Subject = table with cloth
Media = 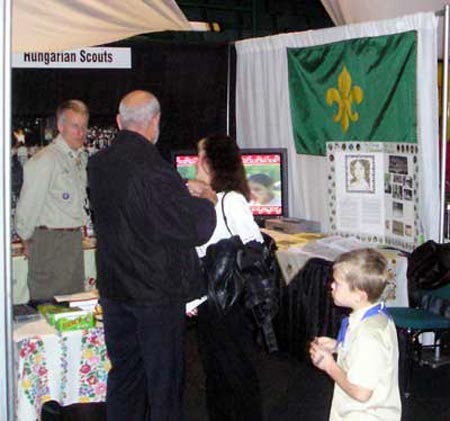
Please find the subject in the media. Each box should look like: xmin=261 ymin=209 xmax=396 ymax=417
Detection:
xmin=14 ymin=319 xmax=110 ymax=420
xmin=261 ymin=229 xmax=409 ymax=360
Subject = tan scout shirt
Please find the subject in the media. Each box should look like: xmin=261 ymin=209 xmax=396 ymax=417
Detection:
xmin=15 ymin=134 xmax=88 ymax=240
xmin=330 ymin=304 xmax=402 ymax=421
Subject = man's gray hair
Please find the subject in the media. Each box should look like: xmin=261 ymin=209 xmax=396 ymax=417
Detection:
xmin=56 ymin=100 xmax=89 ymax=125
xmin=119 ymin=94 xmax=160 ymax=130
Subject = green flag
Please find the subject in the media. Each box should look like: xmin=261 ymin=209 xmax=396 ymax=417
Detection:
xmin=287 ymin=31 xmax=417 ymax=156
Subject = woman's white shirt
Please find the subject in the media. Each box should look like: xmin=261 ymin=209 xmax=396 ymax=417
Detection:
xmin=196 ymin=191 xmax=263 ymax=258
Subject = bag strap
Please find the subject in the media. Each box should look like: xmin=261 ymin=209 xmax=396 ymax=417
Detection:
xmin=221 ymin=191 xmax=233 ymax=237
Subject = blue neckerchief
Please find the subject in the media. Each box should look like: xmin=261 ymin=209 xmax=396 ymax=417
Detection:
xmin=337 ymin=303 xmax=390 ymax=347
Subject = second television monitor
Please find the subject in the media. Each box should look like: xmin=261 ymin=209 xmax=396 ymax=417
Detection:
xmin=173 ymin=148 xmax=289 ymax=219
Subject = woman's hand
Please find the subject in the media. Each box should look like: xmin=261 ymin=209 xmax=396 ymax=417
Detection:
xmin=186 ymin=179 xmax=217 ymax=205
xmin=186 ymin=179 xmax=207 ymax=196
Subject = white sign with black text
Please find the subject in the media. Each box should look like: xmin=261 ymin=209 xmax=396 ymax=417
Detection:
xmin=12 ymin=47 xmax=132 ymax=69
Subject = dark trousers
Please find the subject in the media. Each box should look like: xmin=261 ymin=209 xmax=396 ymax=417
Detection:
xmin=101 ymin=298 xmax=186 ymax=421
xmin=196 ymin=299 xmax=263 ymax=421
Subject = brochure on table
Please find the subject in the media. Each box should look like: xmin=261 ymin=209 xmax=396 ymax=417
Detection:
xmin=327 ymin=141 xmax=421 ymax=251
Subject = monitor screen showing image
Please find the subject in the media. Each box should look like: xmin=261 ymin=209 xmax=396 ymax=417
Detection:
xmin=174 ymin=154 xmax=198 ymax=180
xmin=173 ymin=148 xmax=289 ymax=219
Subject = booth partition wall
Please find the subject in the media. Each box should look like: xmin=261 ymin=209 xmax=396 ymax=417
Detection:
xmin=12 ymin=40 xmax=233 ymax=159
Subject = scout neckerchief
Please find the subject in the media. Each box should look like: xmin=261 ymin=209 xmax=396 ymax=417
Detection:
xmin=337 ymin=302 xmax=390 ymax=348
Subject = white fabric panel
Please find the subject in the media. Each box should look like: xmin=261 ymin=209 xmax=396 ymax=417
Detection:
xmin=236 ymin=13 xmax=439 ymax=240
xmin=12 ymin=0 xmax=190 ymax=53
xmin=320 ymin=0 xmax=447 ymax=58
xmin=321 ymin=0 xmax=446 ymax=25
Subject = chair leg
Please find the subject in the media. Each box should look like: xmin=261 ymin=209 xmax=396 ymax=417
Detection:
xmin=434 ymin=334 xmax=441 ymax=363
xmin=397 ymin=328 xmax=413 ymax=398
xmin=428 ymin=332 xmax=448 ymax=368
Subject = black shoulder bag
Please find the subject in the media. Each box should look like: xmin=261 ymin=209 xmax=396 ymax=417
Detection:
xmin=220 ymin=192 xmax=280 ymax=352
xmin=201 ymin=192 xmax=247 ymax=315
xmin=202 ymin=233 xmax=245 ymax=315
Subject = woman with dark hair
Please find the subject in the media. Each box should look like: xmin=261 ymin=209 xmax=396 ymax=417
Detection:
xmin=187 ymin=134 xmax=264 ymax=421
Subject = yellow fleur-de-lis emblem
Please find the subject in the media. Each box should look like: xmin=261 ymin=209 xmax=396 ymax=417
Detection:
xmin=326 ymin=66 xmax=363 ymax=133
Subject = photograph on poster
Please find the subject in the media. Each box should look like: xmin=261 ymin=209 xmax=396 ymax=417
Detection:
xmin=384 ymin=173 xmax=392 ymax=194
xmin=385 ymin=183 xmax=392 ymax=194
xmin=345 ymin=155 xmax=375 ymax=193
xmin=405 ymin=225 xmax=413 ymax=237
xmin=393 ymin=202 xmax=403 ymax=218
xmin=405 ymin=176 xmax=413 ymax=189
xmin=392 ymin=220 xmax=404 ymax=236
xmin=393 ymin=174 xmax=404 ymax=184
xmin=404 ymin=189 xmax=413 ymax=201
xmin=392 ymin=184 xmax=403 ymax=200
xmin=388 ymin=155 xmax=408 ymax=174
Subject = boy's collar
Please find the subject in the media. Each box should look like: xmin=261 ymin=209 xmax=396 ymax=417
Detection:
xmin=350 ymin=302 xmax=381 ymax=321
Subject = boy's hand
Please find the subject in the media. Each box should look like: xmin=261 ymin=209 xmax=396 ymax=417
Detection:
xmin=309 ymin=340 xmax=334 ymax=371
xmin=314 ymin=336 xmax=337 ymax=353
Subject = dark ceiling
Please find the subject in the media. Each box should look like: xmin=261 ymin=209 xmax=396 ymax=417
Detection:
xmin=137 ymin=0 xmax=334 ymax=43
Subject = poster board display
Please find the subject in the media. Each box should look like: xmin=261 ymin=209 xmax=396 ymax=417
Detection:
xmin=327 ymin=142 xmax=421 ymax=251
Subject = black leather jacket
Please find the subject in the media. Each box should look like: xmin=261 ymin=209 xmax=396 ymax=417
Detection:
xmin=88 ymin=130 xmax=216 ymax=304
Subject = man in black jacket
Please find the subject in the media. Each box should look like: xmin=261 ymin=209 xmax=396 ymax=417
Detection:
xmin=88 ymin=90 xmax=216 ymax=421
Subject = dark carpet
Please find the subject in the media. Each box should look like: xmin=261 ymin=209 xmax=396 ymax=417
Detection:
xmin=43 ymin=323 xmax=450 ymax=421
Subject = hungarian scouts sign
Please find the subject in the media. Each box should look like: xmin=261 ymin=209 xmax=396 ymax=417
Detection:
xmin=12 ymin=47 xmax=131 ymax=69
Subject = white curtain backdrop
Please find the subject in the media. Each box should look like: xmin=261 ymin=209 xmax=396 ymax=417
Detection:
xmin=235 ymin=12 xmax=439 ymax=241
xmin=320 ymin=0 xmax=448 ymax=58
xmin=12 ymin=0 xmax=190 ymax=52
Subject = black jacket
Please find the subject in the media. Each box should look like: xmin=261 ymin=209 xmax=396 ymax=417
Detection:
xmin=87 ymin=130 xmax=216 ymax=303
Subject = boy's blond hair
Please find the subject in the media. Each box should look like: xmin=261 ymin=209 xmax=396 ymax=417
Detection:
xmin=333 ymin=248 xmax=391 ymax=303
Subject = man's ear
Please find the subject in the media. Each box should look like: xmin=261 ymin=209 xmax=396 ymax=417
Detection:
xmin=153 ymin=112 xmax=160 ymax=129
xmin=116 ymin=114 xmax=122 ymax=130
xmin=56 ymin=118 xmax=63 ymax=134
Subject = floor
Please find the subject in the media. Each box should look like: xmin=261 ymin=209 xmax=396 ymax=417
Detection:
xmin=42 ymin=323 xmax=450 ymax=421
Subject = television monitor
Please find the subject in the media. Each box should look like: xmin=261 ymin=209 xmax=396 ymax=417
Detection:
xmin=172 ymin=147 xmax=289 ymax=220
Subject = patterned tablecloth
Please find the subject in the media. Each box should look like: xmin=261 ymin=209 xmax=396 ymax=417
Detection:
xmin=14 ymin=319 xmax=110 ymax=421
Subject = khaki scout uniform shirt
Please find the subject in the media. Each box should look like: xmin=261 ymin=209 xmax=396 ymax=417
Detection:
xmin=330 ymin=303 xmax=401 ymax=421
xmin=15 ymin=134 xmax=88 ymax=240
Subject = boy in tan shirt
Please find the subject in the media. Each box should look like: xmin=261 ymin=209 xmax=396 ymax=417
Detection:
xmin=310 ymin=248 xmax=401 ymax=420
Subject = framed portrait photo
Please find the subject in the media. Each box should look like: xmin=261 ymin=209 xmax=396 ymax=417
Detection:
xmin=345 ymin=155 xmax=375 ymax=193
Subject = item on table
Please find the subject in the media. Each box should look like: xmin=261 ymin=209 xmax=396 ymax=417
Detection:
xmin=93 ymin=303 xmax=103 ymax=322
xmin=37 ymin=303 xmax=95 ymax=331
xmin=11 ymin=242 xmax=24 ymax=256
xmin=54 ymin=290 xmax=99 ymax=311
xmin=13 ymin=304 xmax=42 ymax=322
